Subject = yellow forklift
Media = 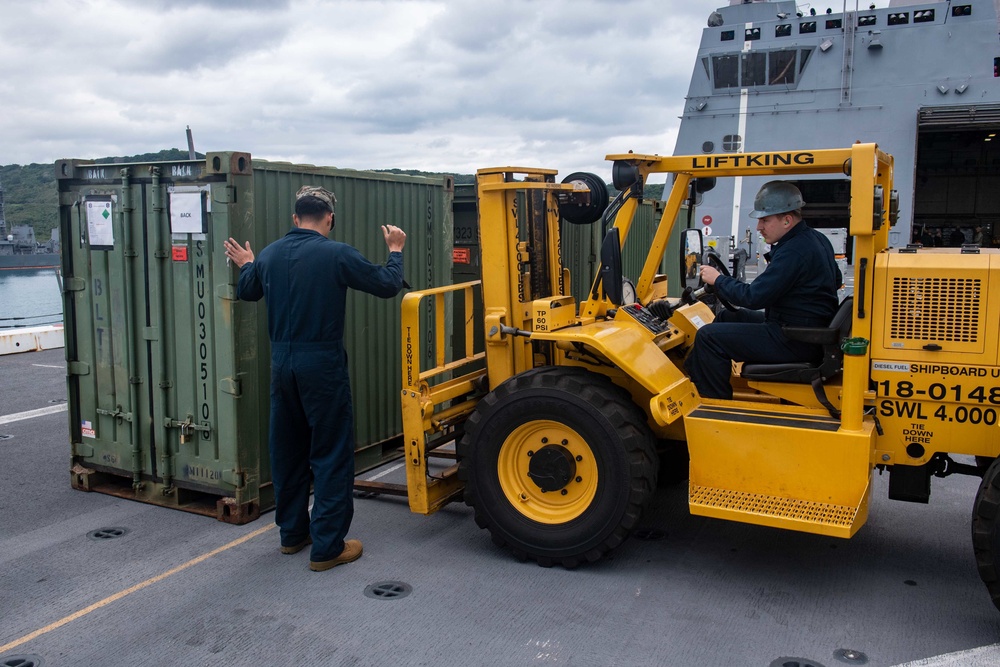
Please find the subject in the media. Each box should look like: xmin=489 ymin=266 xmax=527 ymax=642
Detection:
xmin=386 ymin=143 xmax=1000 ymax=610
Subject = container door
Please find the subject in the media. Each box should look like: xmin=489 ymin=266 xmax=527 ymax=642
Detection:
xmin=145 ymin=178 xmax=225 ymax=493
xmin=62 ymin=173 xmax=154 ymax=484
xmin=144 ymin=167 xmax=265 ymax=518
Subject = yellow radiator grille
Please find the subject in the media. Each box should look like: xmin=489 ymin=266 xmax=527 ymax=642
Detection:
xmin=689 ymin=484 xmax=857 ymax=528
xmin=889 ymin=276 xmax=981 ymax=343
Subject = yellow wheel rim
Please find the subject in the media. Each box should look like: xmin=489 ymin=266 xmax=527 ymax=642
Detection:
xmin=497 ymin=419 xmax=598 ymax=525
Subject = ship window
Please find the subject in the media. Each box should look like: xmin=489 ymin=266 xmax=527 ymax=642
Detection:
xmin=741 ymin=52 xmax=766 ymax=86
xmin=952 ymin=5 xmax=971 ymax=17
xmin=914 ymin=9 xmax=935 ymax=22
xmin=721 ymin=29 xmax=735 ymax=41
xmin=712 ymin=54 xmax=739 ymax=88
xmin=775 ymin=24 xmax=792 ymax=37
xmin=887 ymin=12 xmax=909 ymax=25
xmin=800 ymin=21 xmax=817 ymax=34
xmin=826 ymin=18 xmax=842 ymax=29
xmin=745 ymin=27 xmax=761 ymax=41
xmin=858 ymin=15 xmax=877 ymax=27
xmin=723 ymin=135 xmax=742 ymax=152
xmin=711 ymin=49 xmax=815 ymax=90
xmin=769 ymin=50 xmax=796 ymax=85
xmin=799 ymin=48 xmax=813 ymax=73
xmin=702 ymin=141 xmax=715 ymax=153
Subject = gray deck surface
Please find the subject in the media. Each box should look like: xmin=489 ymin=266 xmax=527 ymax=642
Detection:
xmin=2 ymin=348 xmax=999 ymax=667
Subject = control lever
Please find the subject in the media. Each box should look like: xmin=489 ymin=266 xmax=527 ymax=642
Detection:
xmin=647 ymin=287 xmax=700 ymax=320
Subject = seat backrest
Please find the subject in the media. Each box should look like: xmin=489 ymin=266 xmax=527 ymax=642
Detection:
xmin=830 ymin=297 xmax=854 ymax=337
xmin=817 ymin=297 xmax=854 ymax=379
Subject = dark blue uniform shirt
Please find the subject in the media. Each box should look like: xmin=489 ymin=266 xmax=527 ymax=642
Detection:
xmin=713 ymin=221 xmax=842 ymax=327
xmin=236 ymin=227 xmax=404 ymax=345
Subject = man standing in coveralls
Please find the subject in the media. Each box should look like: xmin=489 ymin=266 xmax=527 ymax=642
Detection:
xmin=223 ymin=186 xmax=406 ymax=571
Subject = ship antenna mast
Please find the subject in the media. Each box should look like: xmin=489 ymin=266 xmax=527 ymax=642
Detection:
xmin=840 ymin=0 xmax=857 ymax=106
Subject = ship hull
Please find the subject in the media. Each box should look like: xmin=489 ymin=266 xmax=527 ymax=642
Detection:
xmin=0 ymin=253 xmax=61 ymax=271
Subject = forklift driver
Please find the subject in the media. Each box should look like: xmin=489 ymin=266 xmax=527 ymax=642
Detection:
xmin=685 ymin=181 xmax=842 ymax=400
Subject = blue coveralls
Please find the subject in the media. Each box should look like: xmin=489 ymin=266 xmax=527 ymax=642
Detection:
xmin=685 ymin=222 xmax=841 ymax=400
xmin=236 ymin=227 xmax=404 ymax=561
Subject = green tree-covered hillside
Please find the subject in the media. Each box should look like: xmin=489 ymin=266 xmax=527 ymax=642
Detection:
xmin=2 ymin=154 xmax=665 ymax=243
xmin=1 ymin=149 xmax=198 ymax=242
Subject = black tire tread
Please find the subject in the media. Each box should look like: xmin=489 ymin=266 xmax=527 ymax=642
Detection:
xmin=457 ymin=366 xmax=657 ymax=568
xmin=972 ymin=457 xmax=1000 ymax=610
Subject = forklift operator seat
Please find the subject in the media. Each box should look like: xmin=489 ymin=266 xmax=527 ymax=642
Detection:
xmin=740 ymin=297 xmax=854 ymax=417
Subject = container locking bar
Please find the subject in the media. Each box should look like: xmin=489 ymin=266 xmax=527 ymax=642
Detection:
xmin=97 ymin=406 xmax=133 ymax=422
xmin=164 ymin=416 xmax=212 ymax=443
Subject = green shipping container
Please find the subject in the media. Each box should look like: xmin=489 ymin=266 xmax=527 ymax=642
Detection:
xmin=57 ymin=153 xmax=453 ymax=523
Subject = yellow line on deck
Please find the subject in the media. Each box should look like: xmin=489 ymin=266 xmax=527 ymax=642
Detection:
xmin=0 ymin=522 xmax=276 ymax=654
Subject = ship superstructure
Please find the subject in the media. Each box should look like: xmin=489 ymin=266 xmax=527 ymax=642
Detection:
xmin=0 ymin=177 xmax=60 ymax=270
xmin=674 ymin=0 xmax=1000 ymax=261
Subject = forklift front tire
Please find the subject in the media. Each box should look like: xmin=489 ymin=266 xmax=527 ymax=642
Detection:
xmin=458 ymin=366 xmax=658 ymax=568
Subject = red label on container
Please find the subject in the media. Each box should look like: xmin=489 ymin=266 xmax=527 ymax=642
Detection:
xmin=172 ymin=246 xmax=189 ymax=262
xmin=453 ymin=247 xmax=471 ymax=264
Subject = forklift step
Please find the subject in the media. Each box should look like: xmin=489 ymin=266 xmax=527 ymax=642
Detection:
xmin=684 ymin=401 xmax=874 ymax=538
xmin=689 ymin=484 xmax=864 ymax=536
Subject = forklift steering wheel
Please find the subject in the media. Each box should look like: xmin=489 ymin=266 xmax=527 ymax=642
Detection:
xmin=702 ymin=251 xmax=737 ymax=312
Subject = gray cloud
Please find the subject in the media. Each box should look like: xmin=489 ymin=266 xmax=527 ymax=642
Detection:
xmin=0 ymin=0 xmax=891 ymax=177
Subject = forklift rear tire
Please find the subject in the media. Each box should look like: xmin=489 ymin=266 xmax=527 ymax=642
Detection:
xmin=972 ymin=456 xmax=1000 ymax=611
xmin=458 ymin=366 xmax=658 ymax=568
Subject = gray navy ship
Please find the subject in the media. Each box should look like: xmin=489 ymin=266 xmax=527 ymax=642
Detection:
xmin=0 ymin=179 xmax=59 ymax=271
xmin=674 ymin=0 xmax=1000 ymax=261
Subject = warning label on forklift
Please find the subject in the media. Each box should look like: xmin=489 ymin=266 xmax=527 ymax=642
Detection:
xmin=872 ymin=360 xmax=1000 ymax=377
xmin=872 ymin=359 xmax=1000 ymax=428
xmin=872 ymin=361 xmax=910 ymax=372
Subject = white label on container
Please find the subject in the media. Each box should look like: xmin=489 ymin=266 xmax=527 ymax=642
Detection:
xmin=86 ymin=200 xmax=114 ymax=249
xmin=169 ymin=191 xmax=204 ymax=234
xmin=81 ymin=419 xmax=96 ymax=438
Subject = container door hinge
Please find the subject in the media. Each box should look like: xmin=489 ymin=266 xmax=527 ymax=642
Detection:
xmin=153 ymin=249 xmax=169 ymax=259
xmin=143 ymin=327 xmax=159 ymax=341
xmin=159 ymin=380 xmax=173 ymax=389
xmin=73 ymin=442 xmax=95 ymax=458
xmin=68 ymin=361 xmax=91 ymax=375
xmin=223 ymin=469 xmax=246 ymax=489
xmin=216 ymin=284 xmax=237 ymax=301
xmin=214 ymin=186 xmax=235 ymax=204
xmin=64 ymin=277 xmax=86 ymax=292
xmin=219 ymin=377 xmax=242 ymax=397
xmin=129 ymin=376 xmax=143 ymax=385
xmin=125 ymin=249 xmax=139 ymax=258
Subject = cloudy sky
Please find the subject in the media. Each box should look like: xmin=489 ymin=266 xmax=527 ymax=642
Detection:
xmin=0 ymin=0 xmax=887 ymax=179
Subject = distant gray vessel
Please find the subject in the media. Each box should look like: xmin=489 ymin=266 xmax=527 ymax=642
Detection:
xmin=674 ymin=0 xmax=1000 ymax=261
xmin=0 ymin=179 xmax=59 ymax=271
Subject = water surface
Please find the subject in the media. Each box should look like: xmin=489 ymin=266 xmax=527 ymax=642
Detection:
xmin=0 ymin=269 xmax=64 ymax=329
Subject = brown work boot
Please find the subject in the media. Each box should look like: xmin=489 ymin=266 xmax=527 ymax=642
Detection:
xmin=309 ymin=539 xmax=363 ymax=571
xmin=279 ymin=537 xmax=312 ymax=555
